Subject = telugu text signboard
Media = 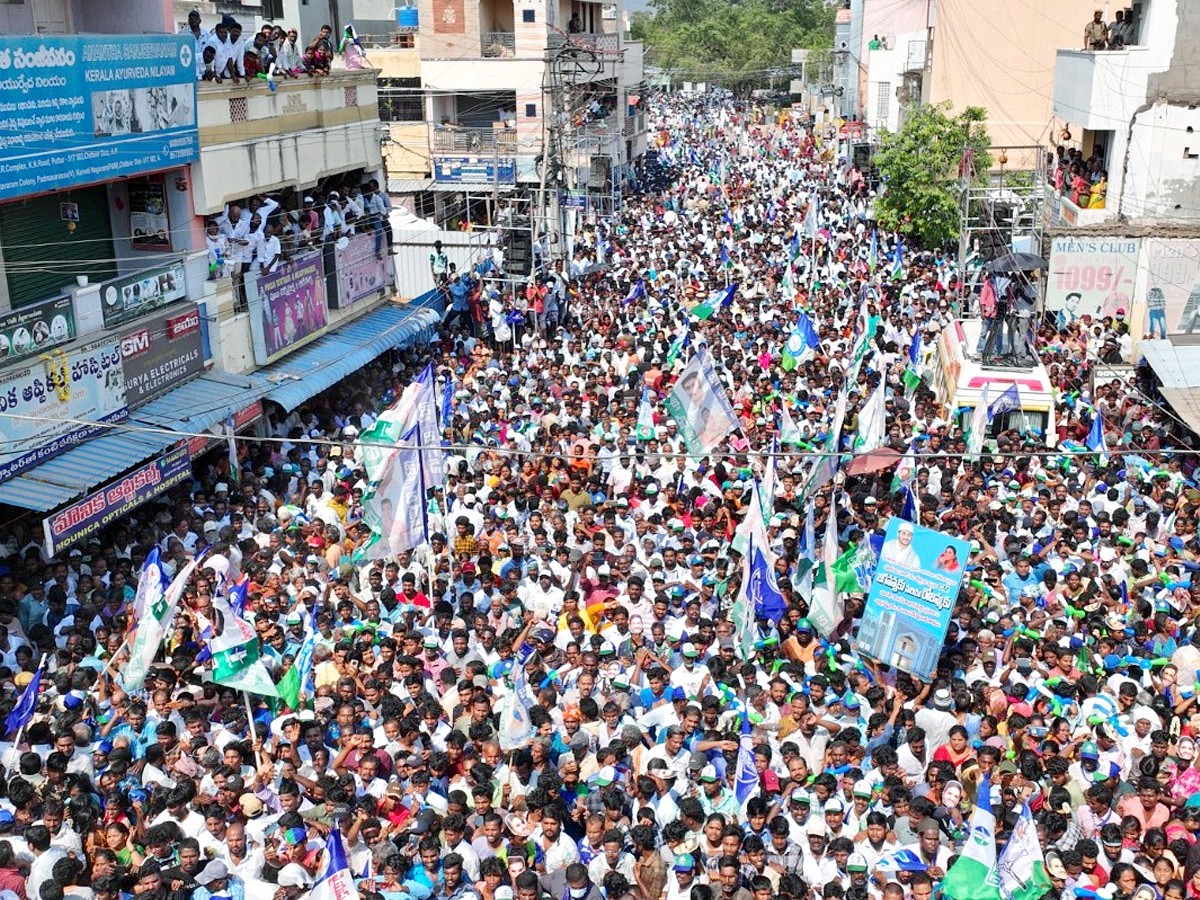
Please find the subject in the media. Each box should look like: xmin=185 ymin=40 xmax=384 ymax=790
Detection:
xmin=0 ymin=36 xmax=199 ymax=201
xmin=0 ymin=339 xmax=128 ymax=482
xmin=43 ymin=445 xmax=192 ymax=554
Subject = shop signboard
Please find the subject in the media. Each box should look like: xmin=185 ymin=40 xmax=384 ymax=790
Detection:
xmin=100 ymin=259 xmax=188 ymax=329
xmin=0 ymin=338 xmax=128 ymax=482
xmin=249 ymin=250 xmax=329 ymax=363
xmin=1144 ymin=239 xmax=1200 ymax=337
xmin=433 ymin=157 xmax=516 ymax=184
xmin=43 ymin=445 xmax=192 ymax=555
xmin=0 ymin=35 xmax=199 ymax=201
xmin=0 ymin=295 xmax=75 ymax=366
xmin=1044 ymin=236 xmax=1140 ymax=322
xmin=120 ymin=302 xmax=204 ymax=406
xmin=333 ymin=232 xmax=394 ymax=309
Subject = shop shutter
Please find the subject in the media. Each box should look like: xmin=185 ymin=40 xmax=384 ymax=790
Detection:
xmin=0 ymin=186 xmax=117 ymax=308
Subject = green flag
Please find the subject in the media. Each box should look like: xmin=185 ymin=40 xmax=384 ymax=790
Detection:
xmin=277 ymin=664 xmax=301 ymax=711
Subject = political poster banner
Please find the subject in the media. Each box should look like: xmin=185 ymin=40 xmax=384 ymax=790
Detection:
xmin=0 ymin=339 xmax=128 ymax=482
xmin=855 ymin=517 xmax=969 ymax=679
xmin=43 ymin=445 xmax=191 ymax=555
xmin=249 ymin=251 xmax=329 ymax=364
xmin=128 ymin=179 xmax=172 ymax=250
xmin=0 ymin=35 xmax=198 ymax=201
xmin=665 ymin=347 xmax=739 ymax=455
xmin=333 ymin=232 xmax=393 ymax=309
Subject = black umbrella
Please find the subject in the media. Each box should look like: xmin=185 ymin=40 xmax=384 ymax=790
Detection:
xmin=982 ymin=252 xmax=1047 ymax=274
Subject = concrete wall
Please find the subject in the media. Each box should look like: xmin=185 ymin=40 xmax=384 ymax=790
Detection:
xmin=929 ymin=0 xmax=1098 ymax=149
xmin=1147 ymin=0 xmax=1196 ymax=100
xmin=190 ymin=72 xmax=383 ymax=214
xmin=1123 ymin=102 xmax=1200 ymax=222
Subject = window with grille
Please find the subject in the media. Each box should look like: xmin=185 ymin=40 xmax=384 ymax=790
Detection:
xmin=344 ymin=86 xmax=358 ymax=107
xmin=876 ymin=82 xmax=890 ymax=121
xmin=230 ymin=96 xmax=248 ymax=123
xmin=378 ymin=77 xmax=424 ymax=122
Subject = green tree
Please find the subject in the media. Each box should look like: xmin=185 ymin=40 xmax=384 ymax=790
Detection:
xmin=633 ymin=0 xmax=834 ymax=90
xmin=873 ymin=102 xmax=992 ymax=249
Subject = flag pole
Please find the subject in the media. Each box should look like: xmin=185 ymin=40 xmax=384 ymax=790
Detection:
xmin=243 ymin=690 xmax=264 ymax=768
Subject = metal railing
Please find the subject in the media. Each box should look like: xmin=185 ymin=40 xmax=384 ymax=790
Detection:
xmin=430 ymin=124 xmax=519 ymax=153
xmin=549 ymin=31 xmax=619 ymax=53
xmin=481 ymin=31 xmax=516 ymax=57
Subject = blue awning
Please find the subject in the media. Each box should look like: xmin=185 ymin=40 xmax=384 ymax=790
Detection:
xmin=0 ymin=371 xmax=273 ymax=513
xmin=261 ymin=302 xmax=441 ymax=412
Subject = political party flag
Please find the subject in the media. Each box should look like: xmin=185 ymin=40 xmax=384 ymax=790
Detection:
xmin=899 ymin=485 xmax=919 ymax=523
xmin=440 ymin=376 xmax=455 ymax=429
xmin=734 ymin=712 xmax=758 ymax=804
xmin=808 ymin=492 xmax=844 ymax=636
xmin=665 ymin=319 xmax=691 ymax=368
xmin=227 ymin=573 xmax=249 ymax=620
xmin=718 ymin=244 xmax=731 ymax=268
xmin=364 ymin=424 xmax=427 ymax=560
xmin=804 ymin=195 xmax=819 ymax=238
xmin=665 ymin=347 xmax=740 ymax=456
xmin=225 ymin=414 xmax=240 ymax=487
xmin=692 ymin=283 xmax=737 ymax=320
xmin=890 ymin=236 xmax=904 ymax=279
xmin=908 ymin=328 xmax=922 ymax=367
xmin=878 ymin=849 xmax=930 ymax=872
xmin=779 ymin=402 xmax=803 ymax=445
xmin=636 ymin=387 xmax=656 ymax=440
xmin=941 ymin=775 xmax=1002 ymax=900
xmin=4 ymin=656 xmax=43 ymax=736
xmin=760 ymin=438 xmax=778 ymax=520
xmin=781 ymin=312 xmax=821 ymax=371
xmin=1087 ymin=409 xmax=1106 ymax=453
xmin=311 ymin=826 xmax=356 ymax=900
xmin=738 ymin=484 xmax=786 ymax=623
xmin=853 ymin=383 xmax=887 ymax=454
xmin=891 ymin=439 xmax=918 ymax=492
xmin=967 ymin=384 xmax=991 ymax=459
xmin=276 ymin=663 xmax=301 ymax=711
xmin=123 ymin=553 xmax=200 ymax=693
xmin=498 ymin=662 xmax=535 ymax=750
xmin=210 ymin=592 xmax=280 ymax=698
xmin=998 ymin=802 xmax=1052 ymax=900
xmin=131 ymin=547 xmax=167 ymax=622
xmin=622 ymin=279 xmax=645 ymax=306
xmin=868 ymin=229 xmax=878 ymax=275
xmin=797 ymin=499 xmax=816 ymax=598
xmin=988 ymin=384 xmax=1021 ymax=423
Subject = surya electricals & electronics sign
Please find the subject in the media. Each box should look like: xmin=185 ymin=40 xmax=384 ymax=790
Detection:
xmin=0 ymin=35 xmax=199 ymax=200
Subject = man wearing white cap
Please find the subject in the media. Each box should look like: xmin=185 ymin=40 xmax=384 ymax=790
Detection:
xmin=880 ymin=521 xmax=921 ymax=569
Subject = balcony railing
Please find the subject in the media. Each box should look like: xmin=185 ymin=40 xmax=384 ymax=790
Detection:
xmin=430 ymin=124 xmax=519 ymax=154
xmin=549 ymin=31 xmax=619 ymax=54
xmin=481 ymin=31 xmax=516 ymax=57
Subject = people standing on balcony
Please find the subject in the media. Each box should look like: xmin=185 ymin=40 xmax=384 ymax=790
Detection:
xmin=365 ymin=180 xmax=392 ymax=261
xmin=1107 ymin=10 xmax=1128 ymax=48
xmin=430 ymin=241 xmax=449 ymax=288
xmin=182 ymin=10 xmax=215 ymax=79
xmin=277 ymin=29 xmax=305 ymax=76
xmin=1084 ymin=10 xmax=1108 ymax=50
xmin=221 ymin=17 xmax=248 ymax=82
xmin=568 ymin=13 xmax=583 ymax=34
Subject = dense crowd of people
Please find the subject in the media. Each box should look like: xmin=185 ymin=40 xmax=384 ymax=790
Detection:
xmin=0 ymin=94 xmax=1198 ymax=900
